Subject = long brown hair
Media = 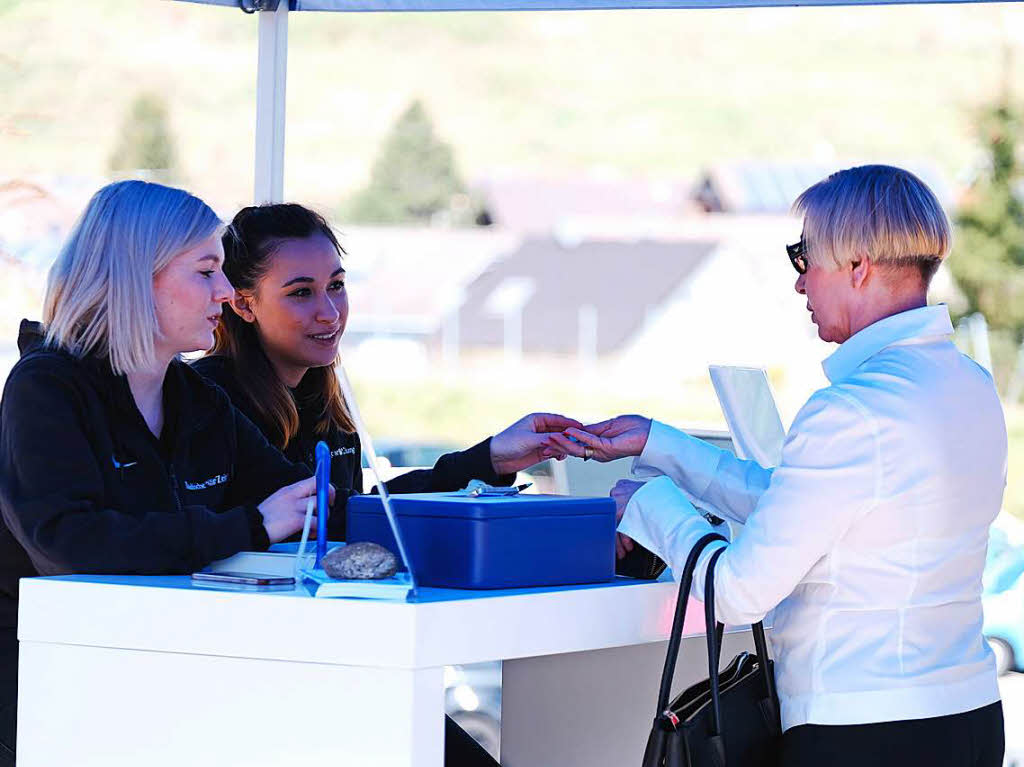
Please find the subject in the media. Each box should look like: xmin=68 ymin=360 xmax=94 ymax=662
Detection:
xmin=211 ymin=204 xmax=354 ymax=449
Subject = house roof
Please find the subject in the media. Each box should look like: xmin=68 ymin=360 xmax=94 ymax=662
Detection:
xmin=455 ymin=235 xmax=716 ymax=355
xmin=694 ymin=160 xmax=955 ymax=214
xmin=341 ymin=226 xmax=522 ymax=334
xmin=0 ymin=175 xmax=101 ymax=269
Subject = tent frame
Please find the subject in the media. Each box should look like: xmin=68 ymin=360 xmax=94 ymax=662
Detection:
xmin=254 ymin=3 xmax=289 ymax=203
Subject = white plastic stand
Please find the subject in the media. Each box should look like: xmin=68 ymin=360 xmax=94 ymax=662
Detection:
xmin=17 ymin=574 xmax=752 ymax=766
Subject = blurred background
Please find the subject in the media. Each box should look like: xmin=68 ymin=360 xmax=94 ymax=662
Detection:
xmin=4 ymin=1 xmax=1023 ymax=458
xmin=4 ymin=0 xmax=1024 ymax=759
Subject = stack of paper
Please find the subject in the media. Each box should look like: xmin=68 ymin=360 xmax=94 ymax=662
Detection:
xmin=299 ymin=569 xmax=413 ymax=600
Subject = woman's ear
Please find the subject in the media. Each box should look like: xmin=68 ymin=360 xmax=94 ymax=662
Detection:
xmin=850 ymin=254 xmax=872 ymax=289
xmin=227 ymin=291 xmax=257 ymax=323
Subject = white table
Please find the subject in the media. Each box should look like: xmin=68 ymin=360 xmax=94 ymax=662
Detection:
xmin=17 ymin=560 xmax=754 ymax=767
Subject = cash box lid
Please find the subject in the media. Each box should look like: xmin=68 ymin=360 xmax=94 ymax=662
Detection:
xmin=347 ymin=492 xmax=614 ymax=520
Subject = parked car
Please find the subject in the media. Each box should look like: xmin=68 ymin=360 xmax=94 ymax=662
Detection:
xmin=361 ymin=440 xmax=461 ymax=471
xmin=983 ymin=519 xmax=1024 ymax=675
xmin=444 ymin=662 xmax=502 ymax=760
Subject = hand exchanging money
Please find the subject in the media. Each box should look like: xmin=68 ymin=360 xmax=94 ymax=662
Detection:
xmin=544 ymin=414 xmax=652 ymax=463
xmin=489 ymin=412 xmax=584 ymax=475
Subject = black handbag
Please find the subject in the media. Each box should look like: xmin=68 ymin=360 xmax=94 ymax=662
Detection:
xmin=616 ymin=513 xmax=723 ymax=581
xmin=616 ymin=541 xmax=668 ymax=580
xmin=642 ymin=533 xmax=781 ymax=767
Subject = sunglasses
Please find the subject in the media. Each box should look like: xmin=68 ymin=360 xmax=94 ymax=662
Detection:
xmin=786 ymin=238 xmax=808 ymax=275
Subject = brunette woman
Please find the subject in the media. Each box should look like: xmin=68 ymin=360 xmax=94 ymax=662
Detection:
xmin=193 ymin=203 xmax=574 ymax=541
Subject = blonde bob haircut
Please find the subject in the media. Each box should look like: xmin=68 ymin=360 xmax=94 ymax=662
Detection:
xmin=792 ymin=165 xmax=950 ymax=284
xmin=43 ymin=180 xmax=221 ymax=375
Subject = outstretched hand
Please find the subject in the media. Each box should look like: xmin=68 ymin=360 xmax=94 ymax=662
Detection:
xmin=490 ymin=412 xmax=585 ymax=475
xmin=544 ymin=414 xmax=652 ymax=463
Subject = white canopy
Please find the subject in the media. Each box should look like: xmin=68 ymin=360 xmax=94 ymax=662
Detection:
xmin=179 ymin=0 xmax=1004 ymax=9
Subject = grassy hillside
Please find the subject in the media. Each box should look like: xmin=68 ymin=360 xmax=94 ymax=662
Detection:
xmin=1 ymin=0 xmax=1021 ymax=212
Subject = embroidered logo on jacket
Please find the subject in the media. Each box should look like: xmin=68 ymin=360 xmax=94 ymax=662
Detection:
xmin=184 ymin=474 xmax=229 ymax=491
xmin=112 ymin=455 xmax=137 ymax=470
xmin=331 ymin=447 xmax=356 ymax=458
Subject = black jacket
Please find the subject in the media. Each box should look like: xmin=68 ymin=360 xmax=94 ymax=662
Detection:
xmin=0 ymin=322 xmax=310 ymax=630
xmin=190 ymin=355 xmax=511 ymax=540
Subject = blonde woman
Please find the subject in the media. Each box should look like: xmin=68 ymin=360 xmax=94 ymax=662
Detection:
xmin=554 ymin=166 xmax=1006 ymax=766
xmin=0 ymin=181 xmax=320 ymax=764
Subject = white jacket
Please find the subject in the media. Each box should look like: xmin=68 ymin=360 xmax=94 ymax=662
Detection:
xmin=619 ymin=305 xmax=1006 ymax=730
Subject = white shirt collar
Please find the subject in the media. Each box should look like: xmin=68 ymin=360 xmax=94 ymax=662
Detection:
xmin=822 ymin=304 xmax=954 ymax=384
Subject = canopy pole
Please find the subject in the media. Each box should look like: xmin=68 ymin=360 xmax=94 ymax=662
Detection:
xmin=254 ymin=2 xmax=289 ymax=204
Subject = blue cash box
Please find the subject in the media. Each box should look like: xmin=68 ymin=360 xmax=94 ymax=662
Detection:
xmin=346 ymin=493 xmax=617 ymax=589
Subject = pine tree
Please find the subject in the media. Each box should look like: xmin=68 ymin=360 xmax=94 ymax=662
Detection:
xmin=951 ymin=100 xmax=1024 ymax=338
xmin=108 ymin=93 xmax=178 ymax=176
xmin=949 ymin=98 xmax=1024 ymax=391
xmin=949 ymin=43 xmax=1024 ymax=340
xmin=346 ymin=100 xmax=468 ymax=224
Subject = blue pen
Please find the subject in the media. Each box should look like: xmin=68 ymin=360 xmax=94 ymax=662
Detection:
xmin=314 ymin=441 xmax=331 ymax=568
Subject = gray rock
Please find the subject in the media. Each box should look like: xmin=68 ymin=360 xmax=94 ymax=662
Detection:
xmin=323 ymin=542 xmax=399 ymax=580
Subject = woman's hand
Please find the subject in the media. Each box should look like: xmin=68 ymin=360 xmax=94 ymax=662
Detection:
xmin=490 ymin=412 xmax=585 ymax=475
xmin=545 ymin=414 xmax=653 ymax=463
xmin=611 ymin=479 xmax=644 ymax=559
xmin=258 ymin=477 xmax=335 ymax=543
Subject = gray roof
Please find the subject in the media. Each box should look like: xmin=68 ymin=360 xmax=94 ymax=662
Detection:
xmin=694 ymin=160 xmax=954 ymax=214
xmin=694 ymin=162 xmax=837 ymax=214
xmin=453 ymin=236 xmax=715 ymax=356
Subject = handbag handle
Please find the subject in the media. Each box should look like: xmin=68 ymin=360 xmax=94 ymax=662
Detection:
xmin=704 ymin=547 xmax=728 ymax=742
xmin=653 ymin=532 xmax=728 ymax=718
xmin=703 ymin=547 xmax=780 ymax=746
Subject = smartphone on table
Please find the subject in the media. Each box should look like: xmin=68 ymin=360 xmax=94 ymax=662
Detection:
xmin=191 ymin=571 xmax=295 ymax=587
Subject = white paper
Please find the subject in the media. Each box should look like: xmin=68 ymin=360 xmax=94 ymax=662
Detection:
xmin=708 ymin=365 xmax=786 ymax=468
xmin=300 ymin=569 xmax=414 ymax=600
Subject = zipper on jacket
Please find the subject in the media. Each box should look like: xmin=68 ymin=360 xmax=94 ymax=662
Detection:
xmin=168 ymin=464 xmax=183 ymax=512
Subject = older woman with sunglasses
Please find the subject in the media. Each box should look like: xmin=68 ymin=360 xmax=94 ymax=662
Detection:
xmin=551 ymin=165 xmax=1006 ymax=767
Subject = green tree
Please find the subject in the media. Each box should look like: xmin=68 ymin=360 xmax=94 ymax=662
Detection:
xmin=950 ymin=100 xmax=1024 ymax=339
xmin=346 ymin=100 xmax=470 ymax=225
xmin=108 ymin=93 xmax=178 ymax=177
